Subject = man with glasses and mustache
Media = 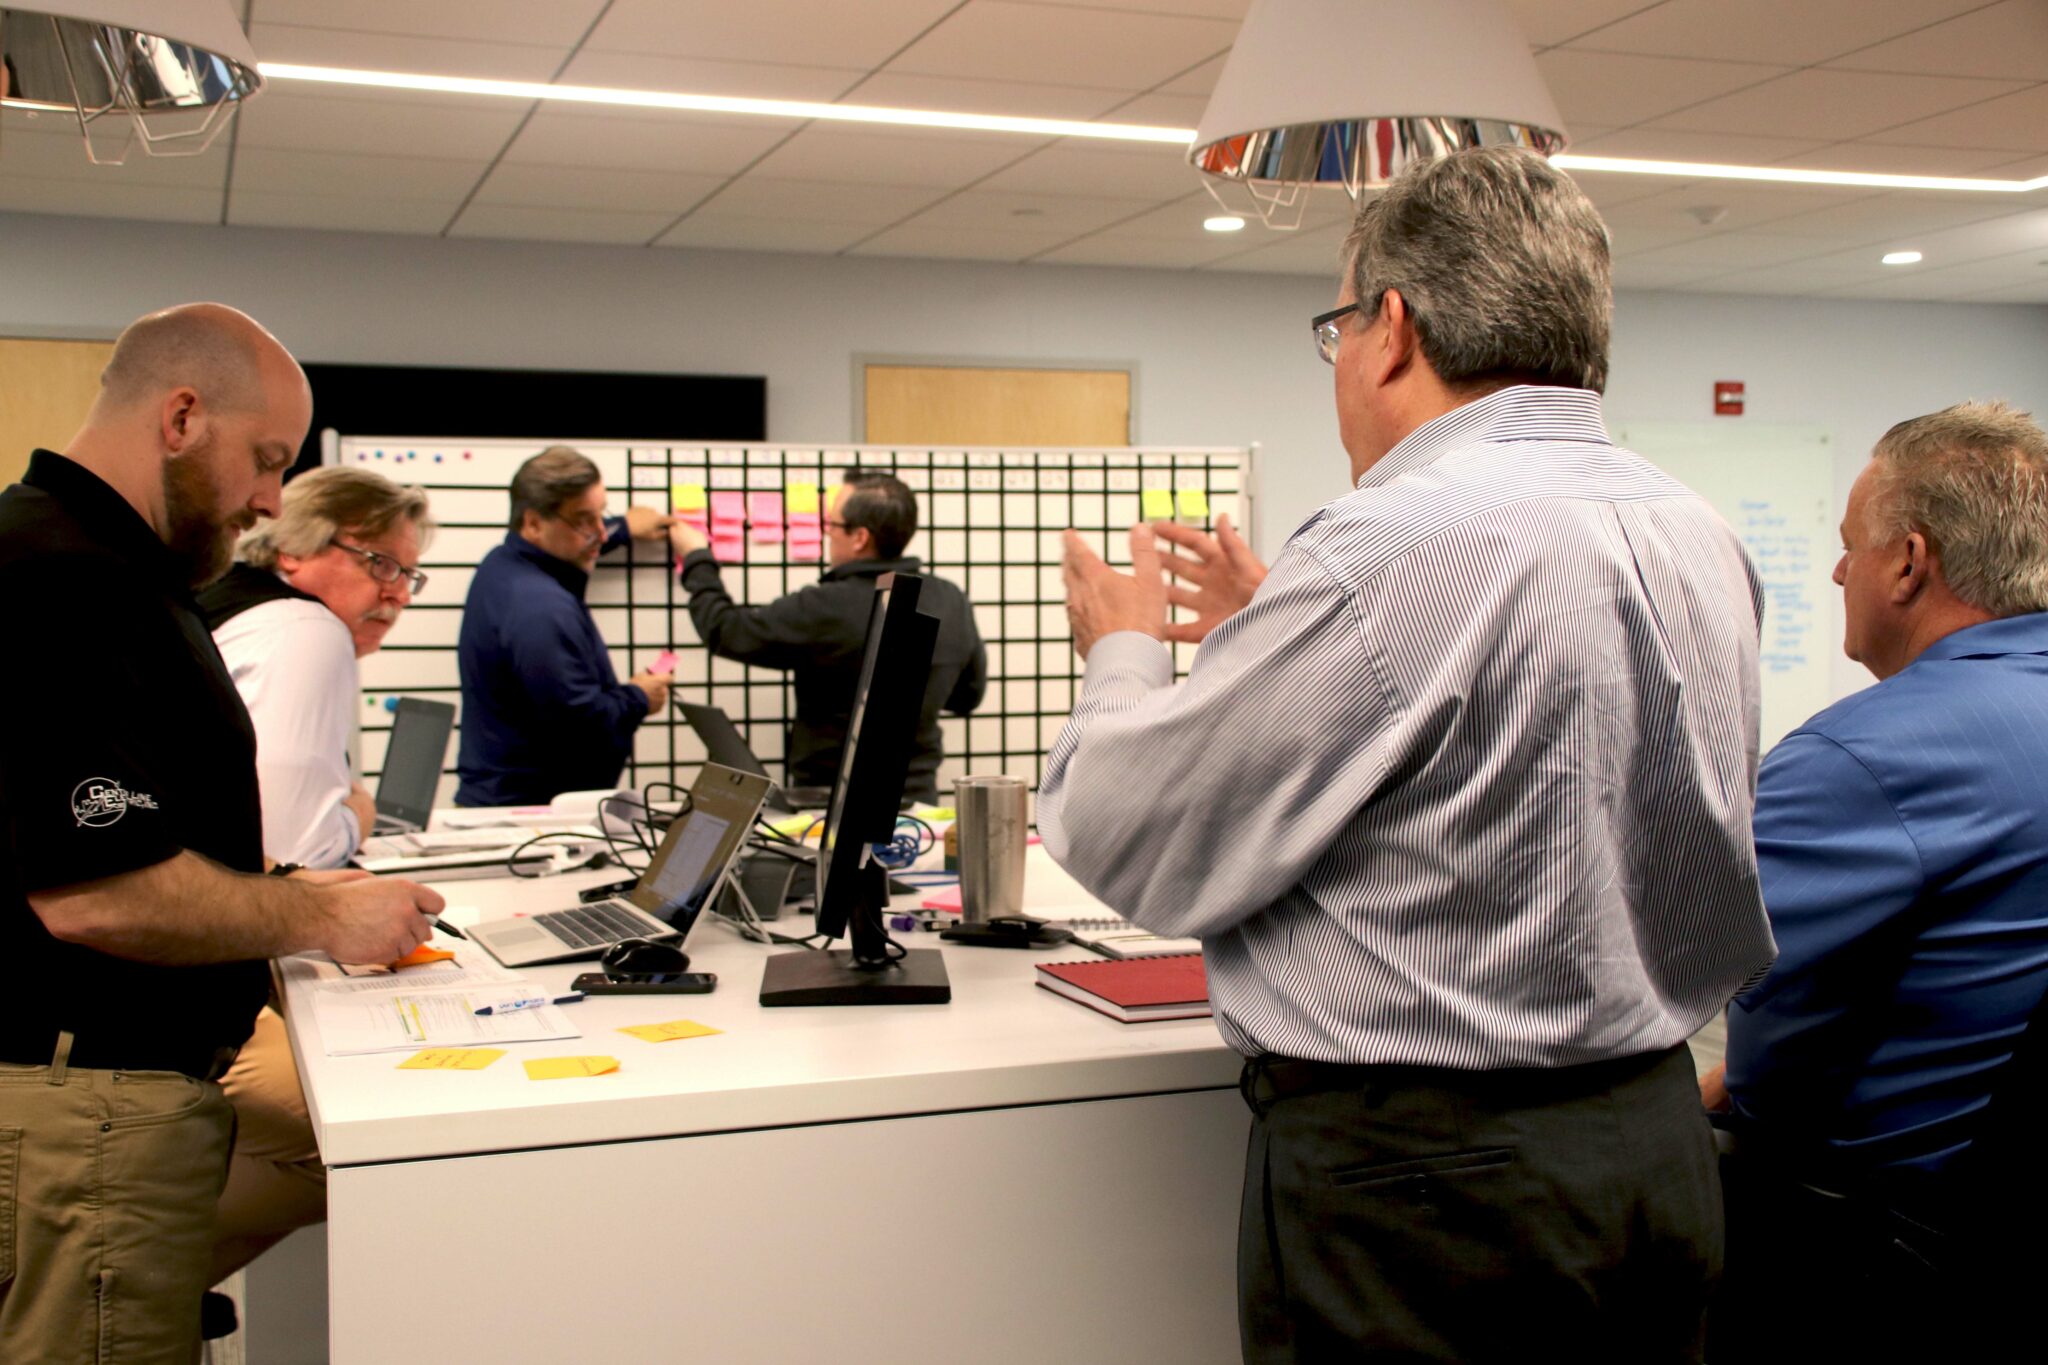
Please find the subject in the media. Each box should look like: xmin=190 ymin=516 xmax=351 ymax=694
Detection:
xmin=456 ymin=445 xmax=674 ymax=806
xmin=0 ymin=303 xmax=443 ymax=1362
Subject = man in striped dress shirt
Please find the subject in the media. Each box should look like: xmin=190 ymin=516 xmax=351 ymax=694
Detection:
xmin=1039 ymin=147 xmax=1775 ymax=1363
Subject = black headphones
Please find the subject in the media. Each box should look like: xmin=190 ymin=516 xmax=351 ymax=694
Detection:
xmin=601 ymin=937 xmax=690 ymax=975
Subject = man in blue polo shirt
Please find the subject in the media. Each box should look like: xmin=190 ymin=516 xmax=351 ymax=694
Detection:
xmin=456 ymin=446 xmax=674 ymax=805
xmin=1706 ymin=400 xmax=2048 ymax=1359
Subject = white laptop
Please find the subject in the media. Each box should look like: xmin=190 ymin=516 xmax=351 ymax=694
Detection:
xmin=369 ymin=697 xmax=457 ymax=836
xmin=467 ymin=763 xmax=771 ymax=968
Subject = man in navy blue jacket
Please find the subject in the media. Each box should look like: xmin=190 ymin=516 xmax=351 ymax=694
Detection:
xmin=1705 ymin=401 xmax=2048 ymax=1359
xmin=456 ymin=446 xmax=673 ymax=805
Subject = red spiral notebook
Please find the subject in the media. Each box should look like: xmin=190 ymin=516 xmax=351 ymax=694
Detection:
xmin=1034 ymin=955 xmax=1211 ymax=1023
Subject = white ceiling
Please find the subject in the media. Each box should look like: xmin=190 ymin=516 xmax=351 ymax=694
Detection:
xmin=1 ymin=0 xmax=2046 ymax=301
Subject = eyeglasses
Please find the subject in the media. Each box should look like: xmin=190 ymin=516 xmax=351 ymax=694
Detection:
xmin=331 ymin=540 xmax=427 ymax=594
xmin=548 ymin=508 xmax=606 ymax=539
xmin=1312 ymin=302 xmax=1364 ymax=365
xmin=823 ymin=519 xmax=851 ymax=532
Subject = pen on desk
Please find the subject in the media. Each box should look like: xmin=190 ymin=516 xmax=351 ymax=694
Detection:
xmin=425 ymin=914 xmax=466 ymax=941
xmin=474 ymin=992 xmax=585 ymax=1016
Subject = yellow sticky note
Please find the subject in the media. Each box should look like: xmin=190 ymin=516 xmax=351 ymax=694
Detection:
xmin=618 ymin=1019 xmax=721 ymax=1043
xmin=399 ymin=1048 xmax=504 ymax=1071
xmin=671 ymin=483 xmax=707 ymax=513
xmin=523 ymin=1055 xmax=620 ymax=1080
xmin=1141 ymin=488 xmax=1175 ymax=521
xmin=786 ymin=481 xmax=821 ymax=515
xmin=1176 ymin=487 xmax=1211 ymax=519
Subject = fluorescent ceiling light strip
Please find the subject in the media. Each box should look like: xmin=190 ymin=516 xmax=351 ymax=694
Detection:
xmin=259 ymin=65 xmax=2048 ymax=194
xmin=1555 ymin=153 xmax=2048 ymax=195
xmin=259 ymin=63 xmax=1195 ymax=145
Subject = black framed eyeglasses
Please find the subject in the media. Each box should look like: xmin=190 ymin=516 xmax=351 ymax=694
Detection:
xmin=1312 ymin=303 xmax=1364 ymax=365
xmin=331 ymin=540 xmax=427 ymax=594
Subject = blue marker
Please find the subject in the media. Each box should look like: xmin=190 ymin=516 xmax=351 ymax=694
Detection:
xmin=474 ymin=992 xmax=585 ymax=1016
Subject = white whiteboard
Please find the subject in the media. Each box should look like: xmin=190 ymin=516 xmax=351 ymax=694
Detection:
xmin=1613 ymin=422 xmax=1836 ymax=752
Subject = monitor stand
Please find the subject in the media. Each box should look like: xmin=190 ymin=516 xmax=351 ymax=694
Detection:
xmin=759 ymin=863 xmax=951 ymax=1006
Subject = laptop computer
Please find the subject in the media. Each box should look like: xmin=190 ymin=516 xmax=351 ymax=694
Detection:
xmin=370 ymin=697 xmax=457 ymax=835
xmin=467 ymin=763 xmax=772 ymax=968
xmin=676 ymin=702 xmax=831 ymax=815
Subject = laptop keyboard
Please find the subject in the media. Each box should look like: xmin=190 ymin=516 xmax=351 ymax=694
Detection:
xmin=530 ymin=900 xmax=658 ymax=948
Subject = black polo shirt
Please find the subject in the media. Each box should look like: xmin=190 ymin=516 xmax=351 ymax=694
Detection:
xmin=0 ymin=451 xmax=269 ymax=1076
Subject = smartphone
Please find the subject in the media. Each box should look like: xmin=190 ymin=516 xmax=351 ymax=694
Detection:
xmin=571 ymin=971 xmax=717 ymax=994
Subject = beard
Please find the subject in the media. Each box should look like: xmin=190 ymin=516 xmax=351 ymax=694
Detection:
xmin=161 ymin=437 xmax=250 ymax=588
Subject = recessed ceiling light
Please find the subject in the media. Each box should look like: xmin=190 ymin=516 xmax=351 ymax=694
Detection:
xmin=1881 ymin=250 xmax=1924 ymax=266
xmin=1203 ymin=215 xmax=1246 ymax=232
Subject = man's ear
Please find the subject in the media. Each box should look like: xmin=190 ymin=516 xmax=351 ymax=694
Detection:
xmin=160 ymin=387 xmax=205 ymax=457
xmin=1372 ymin=289 xmax=1422 ymax=388
xmin=1893 ymin=530 xmax=1935 ymax=606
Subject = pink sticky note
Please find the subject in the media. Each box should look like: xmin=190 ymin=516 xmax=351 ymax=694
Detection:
xmin=651 ymin=650 xmax=677 ymax=674
xmin=710 ymin=536 xmax=745 ymax=563
xmin=709 ymin=492 xmax=746 ymax=525
xmin=680 ymin=510 xmax=709 ymax=534
xmin=747 ymin=491 xmax=784 ymax=522
xmin=788 ymin=535 xmax=822 ymax=561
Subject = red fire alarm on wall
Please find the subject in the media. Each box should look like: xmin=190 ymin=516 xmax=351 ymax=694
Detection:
xmin=1714 ymin=381 xmax=1745 ymax=416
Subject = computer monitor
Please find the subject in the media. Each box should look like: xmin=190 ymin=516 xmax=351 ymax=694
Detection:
xmin=758 ymin=573 xmax=948 ymax=1007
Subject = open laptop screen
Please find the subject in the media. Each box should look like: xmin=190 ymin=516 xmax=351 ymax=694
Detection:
xmin=626 ymin=764 xmax=770 ymax=932
xmin=375 ymin=697 xmax=456 ymax=827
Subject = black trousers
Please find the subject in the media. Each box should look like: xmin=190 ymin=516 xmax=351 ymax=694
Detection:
xmin=1238 ymin=1044 xmax=1719 ymax=1365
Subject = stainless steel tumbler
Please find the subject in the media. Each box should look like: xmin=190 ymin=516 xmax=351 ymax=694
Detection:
xmin=953 ymin=775 xmax=1027 ymax=925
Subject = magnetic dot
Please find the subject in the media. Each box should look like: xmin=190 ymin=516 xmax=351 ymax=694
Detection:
xmin=384 ymin=697 xmax=400 ymax=712
xmin=463 ymin=451 xmax=473 ymax=460
xmin=434 ymin=454 xmax=443 ymax=462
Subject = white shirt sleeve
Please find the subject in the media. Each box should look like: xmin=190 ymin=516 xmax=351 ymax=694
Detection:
xmin=212 ymin=599 xmax=364 ymax=868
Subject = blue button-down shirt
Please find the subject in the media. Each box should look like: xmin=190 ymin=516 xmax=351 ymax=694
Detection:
xmin=1040 ymin=386 xmax=1776 ymax=1068
xmin=455 ymin=521 xmax=648 ymax=806
xmin=1728 ymin=612 xmax=2048 ymax=1178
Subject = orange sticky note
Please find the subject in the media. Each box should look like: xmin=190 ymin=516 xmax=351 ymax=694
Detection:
xmin=618 ymin=1019 xmax=721 ymax=1043
xmin=391 ymin=945 xmax=456 ymax=969
xmin=523 ymin=1055 xmax=620 ymax=1080
xmin=399 ymin=1048 xmax=504 ymax=1071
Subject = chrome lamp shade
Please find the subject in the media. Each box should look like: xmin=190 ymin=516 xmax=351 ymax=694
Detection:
xmin=1191 ymin=0 xmax=1567 ymax=228
xmin=0 ymin=0 xmax=261 ymax=163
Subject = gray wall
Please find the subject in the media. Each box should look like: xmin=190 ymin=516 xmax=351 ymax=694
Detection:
xmin=5 ymin=208 xmax=2047 ymax=701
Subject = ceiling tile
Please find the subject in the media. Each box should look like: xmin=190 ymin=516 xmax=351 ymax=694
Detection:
xmin=1675 ymin=259 xmax=1892 ymax=296
xmin=1881 ymin=84 xmax=2048 ymax=153
xmin=1567 ymin=0 xmax=1990 ymax=66
xmin=0 ymin=121 xmax=230 ymax=188
xmin=1098 ymin=91 xmax=1210 ymax=129
xmin=1032 ymin=235 xmax=1248 ymax=269
xmin=1534 ymin=51 xmax=1790 ymax=128
xmin=1158 ymin=53 xmax=1230 ymax=97
xmin=247 ymin=22 xmax=569 ymax=82
xmin=887 ymin=1 xmax=1238 ymax=92
xmin=555 ymin=50 xmax=862 ymax=102
xmin=1597 ymin=182 xmax=1875 ymax=239
xmin=1079 ymin=195 xmax=1243 ymax=241
xmin=1649 ymin=69 xmax=2029 ymax=143
xmin=233 ymin=88 xmax=529 ymax=159
xmin=979 ymin=143 xmax=1211 ymax=200
xmin=228 ymin=145 xmax=486 ymax=200
xmin=1826 ymin=1 xmax=2048 ymax=82
xmin=1010 ymin=0 xmax=1251 ymax=19
xmin=1199 ymin=221 xmax=1350 ymax=273
xmin=745 ymin=124 xmax=1036 ymax=188
xmin=1753 ymin=193 xmax=2030 ymax=244
xmin=446 ymin=202 xmax=676 ymax=244
xmin=845 ymin=223 xmax=1070 ymax=262
xmin=1801 ymin=209 xmax=2048 ymax=269
xmin=1501 ymin=0 xmax=1667 ymax=48
xmin=470 ymin=163 xmax=729 ymax=214
xmin=1568 ymin=127 xmax=1834 ymax=165
xmin=1773 ymin=141 xmax=2038 ymax=176
xmin=225 ymin=190 xmax=457 ymax=234
xmin=252 ymin=0 xmax=610 ymax=47
xmin=0 ymin=173 xmax=222 ymax=223
xmin=1606 ymin=260 xmax=1737 ymax=290
xmin=585 ymin=0 xmax=963 ymax=70
xmin=834 ymin=72 xmax=1132 ymax=120
xmin=689 ymin=176 xmax=948 ymax=225
xmin=1624 ymin=231 xmax=1838 ymax=270
xmin=898 ymin=187 xmax=1168 ymax=237
xmin=1826 ymin=253 xmax=2048 ymax=299
xmin=498 ymin=110 xmax=792 ymax=176
xmin=653 ymin=213 xmax=874 ymax=254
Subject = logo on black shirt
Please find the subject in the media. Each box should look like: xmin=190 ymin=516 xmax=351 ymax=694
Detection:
xmin=71 ymin=778 xmax=159 ymax=827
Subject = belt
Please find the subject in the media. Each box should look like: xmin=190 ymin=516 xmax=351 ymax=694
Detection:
xmin=1239 ymin=1044 xmax=1683 ymax=1118
xmin=0 ymin=1029 xmax=239 ymax=1083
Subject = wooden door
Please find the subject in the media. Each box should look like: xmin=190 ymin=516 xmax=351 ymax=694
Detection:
xmin=863 ymin=364 xmax=1131 ymax=446
xmin=0 ymin=337 xmax=113 ymax=485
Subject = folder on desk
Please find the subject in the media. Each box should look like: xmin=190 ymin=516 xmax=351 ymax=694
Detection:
xmin=1035 ymin=956 xmax=1210 ymax=1024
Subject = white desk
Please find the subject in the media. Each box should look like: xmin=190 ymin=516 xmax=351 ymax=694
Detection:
xmin=281 ymin=865 xmax=1248 ymax=1364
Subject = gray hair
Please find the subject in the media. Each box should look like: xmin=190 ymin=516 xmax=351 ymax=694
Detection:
xmin=1343 ymin=146 xmax=1612 ymax=393
xmin=1868 ymin=400 xmax=2048 ymax=618
xmin=507 ymin=445 xmax=602 ymax=531
xmin=239 ymin=466 xmax=433 ymax=569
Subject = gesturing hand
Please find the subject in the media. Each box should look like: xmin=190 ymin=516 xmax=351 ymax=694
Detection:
xmin=624 ymin=506 xmax=674 ymax=541
xmin=1062 ymin=524 xmax=1167 ymax=660
xmin=1153 ymin=513 xmax=1268 ymax=645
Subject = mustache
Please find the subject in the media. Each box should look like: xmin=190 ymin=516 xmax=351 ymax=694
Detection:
xmin=363 ymin=606 xmax=401 ymax=624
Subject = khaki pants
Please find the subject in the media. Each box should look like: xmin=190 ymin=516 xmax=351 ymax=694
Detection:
xmin=0 ymin=1034 xmax=235 ymax=1365
xmin=212 ymin=1006 xmax=327 ymax=1284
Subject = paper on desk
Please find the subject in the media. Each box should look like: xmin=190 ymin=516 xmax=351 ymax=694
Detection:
xmin=308 ymin=950 xmax=516 ymax=993
xmin=525 ymin=1055 xmax=619 ymax=1079
xmin=398 ymin=1048 xmax=505 ymax=1071
xmin=618 ymin=1019 xmax=720 ymax=1043
xmin=314 ymin=988 xmax=580 ymax=1056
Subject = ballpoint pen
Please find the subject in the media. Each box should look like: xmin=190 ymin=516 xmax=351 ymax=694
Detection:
xmin=474 ymin=992 xmax=585 ymax=1016
xmin=424 ymin=914 xmax=466 ymax=941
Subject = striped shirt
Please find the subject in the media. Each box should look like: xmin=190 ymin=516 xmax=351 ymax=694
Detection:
xmin=1038 ymin=386 xmax=1777 ymax=1068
